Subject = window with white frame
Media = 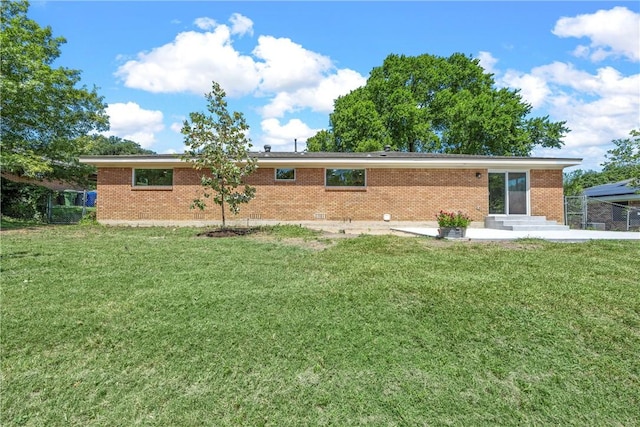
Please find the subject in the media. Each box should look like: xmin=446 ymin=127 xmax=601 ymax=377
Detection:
xmin=133 ymin=169 xmax=173 ymax=187
xmin=325 ymin=169 xmax=366 ymax=187
xmin=275 ymin=168 xmax=295 ymax=181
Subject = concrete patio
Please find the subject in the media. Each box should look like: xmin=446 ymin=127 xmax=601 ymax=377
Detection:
xmin=393 ymin=227 xmax=640 ymax=241
xmin=252 ymin=219 xmax=639 ymax=241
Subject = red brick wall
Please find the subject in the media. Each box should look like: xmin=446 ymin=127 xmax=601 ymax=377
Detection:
xmin=529 ymin=169 xmax=565 ymax=222
xmin=96 ymin=167 xmax=564 ymax=223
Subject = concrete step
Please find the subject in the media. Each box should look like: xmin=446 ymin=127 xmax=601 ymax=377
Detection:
xmin=484 ymin=215 xmax=569 ymax=231
xmin=508 ymin=224 xmax=570 ymax=231
xmin=486 ymin=219 xmax=551 ymax=226
xmin=486 ymin=215 xmax=547 ymax=221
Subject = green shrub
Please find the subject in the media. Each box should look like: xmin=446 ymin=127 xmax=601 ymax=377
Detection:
xmin=78 ymin=210 xmax=98 ymax=226
xmin=0 ymin=178 xmax=49 ymax=222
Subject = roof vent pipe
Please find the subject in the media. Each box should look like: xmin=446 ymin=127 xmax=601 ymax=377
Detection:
xmin=384 ymin=145 xmax=391 ymax=152
xmin=294 ymin=138 xmax=297 ymax=152
xmin=264 ymin=145 xmax=271 ymax=152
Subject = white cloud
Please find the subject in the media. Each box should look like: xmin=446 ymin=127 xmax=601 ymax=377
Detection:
xmin=194 ymin=17 xmax=216 ymax=31
xmin=253 ymin=36 xmax=333 ymax=93
xmin=496 ymin=60 xmax=639 ymax=138
xmin=534 ymin=145 xmax=608 ymax=171
xmin=230 ymin=13 xmax=253 ymax=36
xmin=552 ymin=6 xmax=640 ymax=62
xmin=114 ymin=13 xmax=364 ymax=118
xmin=261 ymin=68 xmax=366 ymax=118
xmin=260 ymin=118 xmax=320 ymax=149
xmin=170 ymin=121 xmax=183 ymax=133
xmin=500 ymin=70 xmax=551 ymax=109
xmin=103 ymin=102 xmax=164 ymax=148
xmin=531 ymin=62 xmax=639 ymax=97
xmin=546 ymin=90 xmax=639 ymax=152
xmin=115 ymin=19 xmax=260 ymax=96
xmin=477 ymin=51 xmax=498 ymax=74
xmin=491 ymin=51 xmax=638 ymax=170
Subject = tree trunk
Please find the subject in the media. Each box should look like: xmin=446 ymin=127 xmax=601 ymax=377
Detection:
xmin=220 ymin=197 xmax=226 ymax=228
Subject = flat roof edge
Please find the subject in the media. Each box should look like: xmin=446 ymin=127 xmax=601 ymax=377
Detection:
xmin=79 ymin=153 xmax=582 ymax=169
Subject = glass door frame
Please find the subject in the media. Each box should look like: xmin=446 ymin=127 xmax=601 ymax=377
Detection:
xmin=488 ymin=170 xmax=531 ymax=216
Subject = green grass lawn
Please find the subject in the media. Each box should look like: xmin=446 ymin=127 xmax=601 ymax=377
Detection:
xmin=0 ymin=216 xmax=48 ymax=231
xmin=2 ymin=225 xmax=639 ymax=426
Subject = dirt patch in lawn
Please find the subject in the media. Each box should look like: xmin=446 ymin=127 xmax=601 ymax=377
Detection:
xmin=196 ymin=227 xmax=259 ymax=238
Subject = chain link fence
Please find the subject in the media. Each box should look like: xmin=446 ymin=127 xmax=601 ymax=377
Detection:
xmin=47 ymin=190 xmax=96 ymax=224
xmin=1 ymin=177 xmax=96 ymax=225
xmin=565 ymin=196 xmax=640 ymax=231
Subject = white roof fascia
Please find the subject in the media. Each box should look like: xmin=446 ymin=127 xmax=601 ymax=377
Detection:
xmin=254 ymin=158 xmax=581 ymax=169
xmin=80 ymin=156 xmax=582 ymax=170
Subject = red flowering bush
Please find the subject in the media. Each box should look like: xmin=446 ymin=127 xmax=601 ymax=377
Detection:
xmin=435 ymin=210 xmax=472 ymax=228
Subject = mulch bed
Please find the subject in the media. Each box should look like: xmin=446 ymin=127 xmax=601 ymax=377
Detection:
xmin=196 ymin=227 xmax=258 ymax=238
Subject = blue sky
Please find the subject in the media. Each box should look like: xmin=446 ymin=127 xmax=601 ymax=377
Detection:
xmin=30 ymin=1 xmax=639 ymax=171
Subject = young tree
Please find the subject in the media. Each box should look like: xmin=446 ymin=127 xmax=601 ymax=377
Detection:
xmin=308 ymin=53 xmax=569 ymax=155
xmin=1 ymin=0 xmax=108 ymax=182
xmin=181 ymin=82 xmax=257 ymax=227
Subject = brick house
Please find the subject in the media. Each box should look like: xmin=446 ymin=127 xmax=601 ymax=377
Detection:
xmin=79 ymin=150 xmax=581 ymax=225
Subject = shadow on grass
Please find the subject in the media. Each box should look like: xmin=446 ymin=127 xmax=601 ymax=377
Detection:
xmin=0 ymin=216 xmax=49 ymax=231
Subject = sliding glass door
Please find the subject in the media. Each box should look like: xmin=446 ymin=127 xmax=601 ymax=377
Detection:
xmin=488 ymin=172 xmax=528 ymax=215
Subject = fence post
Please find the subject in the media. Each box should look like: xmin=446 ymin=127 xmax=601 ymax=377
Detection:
xmin=583 ymin=196 xmax=587 ymax=228
xmin=47 ymin=192 xmax=53 ymax=223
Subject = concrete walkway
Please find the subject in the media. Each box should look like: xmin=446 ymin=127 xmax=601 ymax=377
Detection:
xmin=394 ymin=227 xmax=640 ymax=241
xmin=240 ymin=219 xmax=639 ymax=241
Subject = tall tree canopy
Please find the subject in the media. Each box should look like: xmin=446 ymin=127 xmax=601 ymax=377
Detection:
xmin=308 ymin=53 xmax=569 ymax=155
xmin=0 ymin=0 xmax=108 ymax=182
xmin=81 ymin=135 xmax=155 ymax=156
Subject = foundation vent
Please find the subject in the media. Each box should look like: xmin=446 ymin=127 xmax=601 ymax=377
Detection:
xmin=314 ymin=213 xmax=326 ymax=220
xmin=138 ymin=212 xmax=150 ymax=219
xmin=249 ymin=213 xmax=262 ymax=220
xmin=193 ymin=212 xmax=205 ymax=220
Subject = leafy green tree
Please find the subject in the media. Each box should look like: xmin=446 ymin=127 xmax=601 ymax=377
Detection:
xmin=309 ymin=53 xmax=568 ymax=155
xmin=181 ymin=82 xmax=257 ymax=227
xmin=81 ymin=135 xmax=155 ymax=155
xmin=0 ymin=0 xmax=109 ymax=182
xmin=305 ymin=130 xmax=334 ymax=152
xmin=328 ymin=87 xmax=391 ymax=152
xmin=602 ymin=129 xmax=640 ymax=186
xmin=563 ymin=169 xmax=609 ymax=196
